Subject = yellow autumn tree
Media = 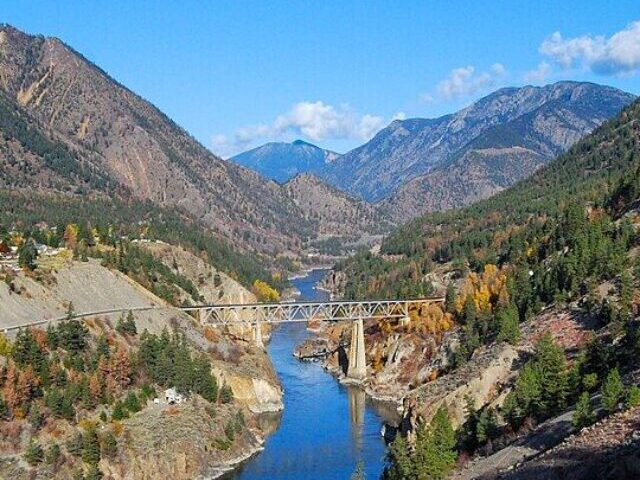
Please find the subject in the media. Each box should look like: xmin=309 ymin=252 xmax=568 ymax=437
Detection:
xmin=412 ymin=302 xmax=454 ymax=335
xmin=252 ymin=280 xmax=280 ymax=302
xmin=454 ymin=264 xmax=509 ymax=314
xmin=63 ymin=224 xmax=79 ymax=250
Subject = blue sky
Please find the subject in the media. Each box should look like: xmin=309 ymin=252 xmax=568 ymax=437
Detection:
xmin=4 ymin=1 xmax=640 ymax=156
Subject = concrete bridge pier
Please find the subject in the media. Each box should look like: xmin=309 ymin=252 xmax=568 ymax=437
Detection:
xmin=253 ymin=320 xmax=264 ymax=349
xmin=347 ymin=318 xmax=367 ymax=381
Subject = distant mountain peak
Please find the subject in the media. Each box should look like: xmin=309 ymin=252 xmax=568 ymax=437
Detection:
xmin=291 ymin=139 xmax=316 ymax=147
xmin=230 ymin=140 xmax=340 ymax=183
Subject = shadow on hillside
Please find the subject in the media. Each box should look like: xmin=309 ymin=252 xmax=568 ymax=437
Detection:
xmin=494 ymin=441 xmax=640 ymax=480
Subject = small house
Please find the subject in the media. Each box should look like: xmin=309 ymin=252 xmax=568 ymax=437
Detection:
xmin=164 ymin=388 xmax=185 ymax=405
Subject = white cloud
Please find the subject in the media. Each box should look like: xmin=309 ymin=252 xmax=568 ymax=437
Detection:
xmin=392 ymin=111 xmax=407 ymax=121
xmin=539 ymin=21 xmax=640 ymax=75
xmin=212 ymin=101 xmax=386 ymax=157
xmin=433 ymin=63 xmax=507 ymax=100
xmin=524 ymin=61 xmax=553 ymax=83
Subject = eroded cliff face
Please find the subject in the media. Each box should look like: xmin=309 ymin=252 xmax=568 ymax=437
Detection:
xmin=296 ymin=317 xmax=520 ymax=432
xmin=102 ymin=400 xmax=262 ymax=480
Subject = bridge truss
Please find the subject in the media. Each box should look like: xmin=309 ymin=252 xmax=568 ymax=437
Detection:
xmin=182 ymin=298 xmax=443 ymax=325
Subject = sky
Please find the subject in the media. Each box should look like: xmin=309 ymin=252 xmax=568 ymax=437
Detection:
xmin=3 ymin=1 xmax=640 ymax=156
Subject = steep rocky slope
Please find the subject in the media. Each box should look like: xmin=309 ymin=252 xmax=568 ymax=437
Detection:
xmin=0 ymin=25 xmax=311 ymax=254
xmin=231 ymin=139 xmax=340 ymax=183
xmin=323 ymin=82 xmax=634 ymax=213
xmin=283 ymin=173 xmax=392 ymax=238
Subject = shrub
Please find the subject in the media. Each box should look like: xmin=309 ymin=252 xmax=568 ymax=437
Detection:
xmin=24 ymin=440 xmax=44 ymax=466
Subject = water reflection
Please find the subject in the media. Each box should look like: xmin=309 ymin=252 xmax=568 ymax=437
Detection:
xmin=348 ymin=386 xmax=366 ymax=451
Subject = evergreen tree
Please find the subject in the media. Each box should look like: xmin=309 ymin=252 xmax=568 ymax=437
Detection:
xmin=626 ymin=385 xmax=640 ymax=408
xmin=18 ymin=241 xmax=38 ymax=271
xmin=601 ymin=368 xmax=624 ymax=414
xmin=572 ymin=392 xmax=596 ymax=430
xmin=350 ymin=461 xmax=365 ymax=480
xmin=124 ymin=391 xmax=141 ymax=413
xmin=82 ymin=427 xmax=101 ymax=466
xmin=28 ymin=403 xmax=45 ymax=431
xmin=445 ymin=283 xmax=456 ymax=314
xmin=382 ymin=434 xmax=413 ymax=480
xmin=534 ymin=333 xmax=568 ymax=417
xmin=111 ymin=400 xmax=128 ymax=420
xmin=45 ymin=443 xmax=61 ymax=466
xmin=412 ymin=407 xmax=457 ymax=480
xmin=496 ymin=304 xmax=520 ymax=345
xmin=101 ymin=433 xmax=118 ymax=459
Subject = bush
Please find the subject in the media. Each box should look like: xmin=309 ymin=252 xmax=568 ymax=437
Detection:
xmin=24 ymin=440 xmax=44 ymax=466
xmin=219 ymin=384 xmax=234 ymax=404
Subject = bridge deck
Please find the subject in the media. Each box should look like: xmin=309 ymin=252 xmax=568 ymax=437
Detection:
xmin=3 ymin=297 xmax=444 ymax=332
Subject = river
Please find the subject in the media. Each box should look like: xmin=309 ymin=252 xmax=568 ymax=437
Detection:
xmin=224 ymin=268 xmax=391 ymax=480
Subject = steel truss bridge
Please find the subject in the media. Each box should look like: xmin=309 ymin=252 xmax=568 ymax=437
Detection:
xmin=181 ymin=298 xmax=444 ymax=325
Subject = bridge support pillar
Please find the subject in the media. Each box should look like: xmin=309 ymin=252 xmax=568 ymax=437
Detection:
xmin=347 ymin=318 xmax=367 ymax=381
xmin=254 ymin=320 xmax=264 ymax=349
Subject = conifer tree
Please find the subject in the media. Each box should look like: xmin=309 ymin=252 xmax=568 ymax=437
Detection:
xmin=601 ymin=368 xmax=624 ymax=414
xmin=572 ymin=392 xmax=596 ymax=430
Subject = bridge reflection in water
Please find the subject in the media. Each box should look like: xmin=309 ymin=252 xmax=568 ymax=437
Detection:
xmin=348 ymin=386 xmax=366 ymax=451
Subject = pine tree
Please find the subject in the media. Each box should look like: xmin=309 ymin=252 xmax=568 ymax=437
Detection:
xmin=572 ymin=392 xmax=596 ymax=430
xmin=445 ymin=283 xmax=456 ymax=314
xmin=534 ymin=333 xmax=568 ymax=417
xmin=601 ymin=368 xmax=624 ymax=414
xmin=101 ymin=432 xmax=118 ymax=459
xmin=45 ymin=443 xmax=61 ymax=466
xmin=82 ymin=427 xmax=101 ymax=465
xmin=350 ymin=461 xmax=365 ymax=480
xmin=626 ymin=385 xmax=640 ymax=408
xmin=496 ymin=304 xmax=520 ymax=345
xmin=413 ymin=407 xmax=457 ymax=480
xmin=382 ymin=433 xmax=413 ymax=480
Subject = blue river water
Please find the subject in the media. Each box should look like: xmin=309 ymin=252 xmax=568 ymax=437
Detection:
xmin=225 ymin=269 xmax=390 ymax=480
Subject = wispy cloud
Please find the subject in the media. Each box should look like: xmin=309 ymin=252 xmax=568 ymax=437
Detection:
xmin=212 ymin=101 xmax=385 ymax=157
xmin=524 ymin=61 xmax=553 ymax=84
xmin=539 ymin=21 xmax=640 ymax=76
xmin=422 ymin=63 xmax=507 ymax=103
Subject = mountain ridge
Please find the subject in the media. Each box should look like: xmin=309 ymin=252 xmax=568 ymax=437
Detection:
xmin=322 ymin=81 xmax=635 ymax=216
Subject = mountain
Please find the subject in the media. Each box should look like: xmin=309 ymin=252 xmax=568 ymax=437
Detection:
xmin=0 ymin=25 xmax=312 ymax=255
xmin=230 ymin=139 xmax=340 ymax=183
xmin=282 ymin=173 xmax=392 ymax=237
xmin=322 ymin=82 xmax=635 ymax=213
xmin=336 ymin=96 xmax=640 ymax=301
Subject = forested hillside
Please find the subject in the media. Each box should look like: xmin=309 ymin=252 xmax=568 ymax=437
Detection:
xmin=338 ymin=98 xmax=640 ymax=301
xmin=0 ymin=190 xmax=287 ymax=291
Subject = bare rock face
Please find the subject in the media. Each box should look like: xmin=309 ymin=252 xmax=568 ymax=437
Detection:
xmin=404 ymin=343 xmax=519 ymax=429
xmin=283 ymin=173 xmax=393 ymax=237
